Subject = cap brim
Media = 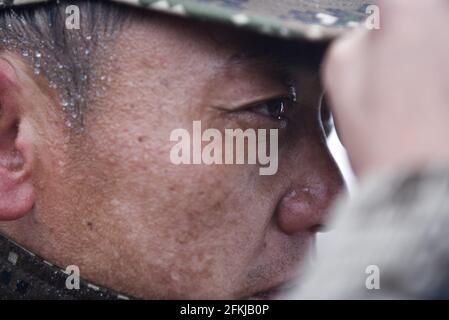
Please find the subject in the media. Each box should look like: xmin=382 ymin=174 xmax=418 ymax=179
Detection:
xmin=3 ymin=0 xmax=369 ymax=41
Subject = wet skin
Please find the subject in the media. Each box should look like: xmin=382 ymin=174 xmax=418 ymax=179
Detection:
xmin=0 ymin=13 xmax=344 ymax=299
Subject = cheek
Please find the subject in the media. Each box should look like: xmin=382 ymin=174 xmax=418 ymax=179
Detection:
xmin=83 ymin=85 xmax=281 ymax=295
xmin=146 ymin=161 xmax=265 ymax=252
xmin=141 ymin=164 xmax=274 ymax=297
xmin=86 ymin=117 xmax=272 ymax=289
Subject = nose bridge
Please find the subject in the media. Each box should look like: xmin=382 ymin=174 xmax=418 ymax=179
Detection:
xmin=276 ymin=136 xmax=344 ymax=235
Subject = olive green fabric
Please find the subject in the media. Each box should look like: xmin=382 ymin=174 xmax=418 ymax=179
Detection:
xmin=1 ymin=0 xmax=371 ymax=40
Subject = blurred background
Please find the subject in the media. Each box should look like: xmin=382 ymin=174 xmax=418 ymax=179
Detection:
xmin=328 ymin=129 xmax=356 ymax=193
xmin=316 ymin=129 xmax=356 ymax=256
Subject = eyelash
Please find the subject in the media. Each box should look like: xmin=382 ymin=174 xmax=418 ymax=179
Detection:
xmin=247 ymin=96 xmax=295 ymax=122
xmin=247 ymin=94 xmax=334 ymax=136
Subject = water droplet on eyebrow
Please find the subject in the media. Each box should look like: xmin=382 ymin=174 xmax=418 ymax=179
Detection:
xmin=289 ymin=86 xmax=297 ymax=102
xmin=21 ymin=50 xmax=29 ymax=57
xmin=34 ymin=68 xmax=40 ymax=75
xmin=279 ymin=119 xmax=287 ymax=129
xmin=35 ymin=51 xmax=42 ymax=58
xmin=279 ymin=101 xmax=285 ymax=116
xmin=86 ymin=35 xmax=92 ymax=41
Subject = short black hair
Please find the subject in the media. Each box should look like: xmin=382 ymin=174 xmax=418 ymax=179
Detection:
xmin=0 ymin=0 xmax=131 ymax=130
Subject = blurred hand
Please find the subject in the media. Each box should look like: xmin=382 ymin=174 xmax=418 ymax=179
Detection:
xmin=323 ymin=0 xmax=449 ymax=177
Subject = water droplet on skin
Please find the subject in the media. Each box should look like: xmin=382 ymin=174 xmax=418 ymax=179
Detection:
xmin=279 ymin=119 xmax=287 ymax=129
xmin=170 ymin=271 xmax=181 ymax=282
xmin=62 ymin=100 xmax=69 ymax=107
xmin=289 ymin=86 xmax=297 ymax=102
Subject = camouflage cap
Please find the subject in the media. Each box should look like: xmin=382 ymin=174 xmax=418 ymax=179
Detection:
xmin=1 ymin=0 xmax=371 ymax=40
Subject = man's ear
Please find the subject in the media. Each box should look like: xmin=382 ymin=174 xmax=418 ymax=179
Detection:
xmin=0 ymin=57 xmax=35 ymax=221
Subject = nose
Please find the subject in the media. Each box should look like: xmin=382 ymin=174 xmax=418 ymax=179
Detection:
xmin=275 ymin=158 xmax=344 ymax=235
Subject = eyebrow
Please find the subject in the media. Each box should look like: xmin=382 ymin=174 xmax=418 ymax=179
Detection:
xmin=224 ymin=51 xmax=295 ymax=89
xmin=225 ymin=41 xmax=326 ymax=84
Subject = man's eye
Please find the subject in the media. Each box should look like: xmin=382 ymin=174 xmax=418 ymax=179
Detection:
xmin=248 ymin=97 xmax=294 ymax=121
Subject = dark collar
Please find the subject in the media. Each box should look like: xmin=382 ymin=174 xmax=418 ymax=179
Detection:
xmin=0 ymin=233 xmax=131 ymax=299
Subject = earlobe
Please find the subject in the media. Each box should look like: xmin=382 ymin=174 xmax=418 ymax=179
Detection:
xmin=0 ymin=165 xmax=35 ymax=221
xmin=0 ymin=58 xmax=35 ymax=221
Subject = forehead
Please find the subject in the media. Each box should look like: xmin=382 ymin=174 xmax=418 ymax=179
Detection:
xmin=119 ymin=13 xmax=327 ymax=72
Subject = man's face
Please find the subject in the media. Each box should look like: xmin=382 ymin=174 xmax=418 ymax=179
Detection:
xmin=0 ymin=14 xmax=343 ymax=299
